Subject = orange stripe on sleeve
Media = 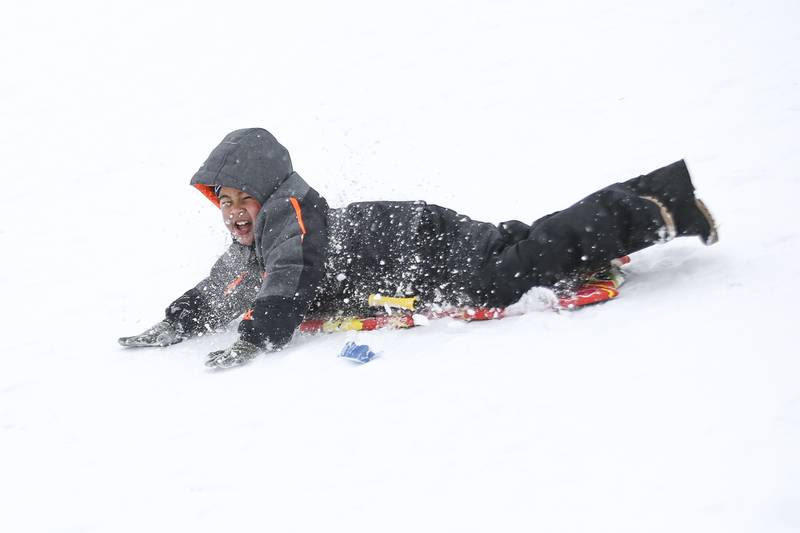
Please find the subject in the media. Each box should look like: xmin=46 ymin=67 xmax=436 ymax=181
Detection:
xmin=289 ymin=196 xmax=307 ymax=236
xmin=223 ymin=273 xmax=249 ymax=296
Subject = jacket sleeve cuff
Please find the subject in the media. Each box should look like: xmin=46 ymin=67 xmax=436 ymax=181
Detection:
xmin=237 ymin=296 xmax=303 ymax=349
xmin=164 ymin=288 xmax=207 ymax=335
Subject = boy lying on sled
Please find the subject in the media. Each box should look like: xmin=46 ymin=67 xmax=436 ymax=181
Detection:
xmin=119 ymin=128 xmax=718 ymax=368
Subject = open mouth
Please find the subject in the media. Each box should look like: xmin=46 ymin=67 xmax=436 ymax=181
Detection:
xmin=231 ymin=220 xmax=252 ymax=236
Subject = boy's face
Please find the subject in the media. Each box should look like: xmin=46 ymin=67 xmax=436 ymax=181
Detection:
xmin=218 ymin=187 xmax=262 ymax=246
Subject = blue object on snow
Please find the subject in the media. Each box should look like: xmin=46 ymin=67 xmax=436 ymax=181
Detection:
xmin=339 ymin=341 xmax=376 ymax=364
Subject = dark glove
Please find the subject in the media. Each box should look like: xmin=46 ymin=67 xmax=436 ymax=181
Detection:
xmin=205 ymin=339 xmax=263 ymax=369
xmin=118 ymin=320 xmax=186 ymax=347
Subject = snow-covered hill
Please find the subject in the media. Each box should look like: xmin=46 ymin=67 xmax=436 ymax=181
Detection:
xmin=1 ymin=1 xmax=798 ymax=531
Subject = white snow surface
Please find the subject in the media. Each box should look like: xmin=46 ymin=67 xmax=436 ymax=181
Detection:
xmin=2 ymin=1 xmax=799 ymax=531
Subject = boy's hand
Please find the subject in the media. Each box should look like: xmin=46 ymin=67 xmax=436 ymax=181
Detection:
xmin=205 ymin=340 xmax=262 ymax=369
xmin=118 ymin=320 xmax=186 ymax=347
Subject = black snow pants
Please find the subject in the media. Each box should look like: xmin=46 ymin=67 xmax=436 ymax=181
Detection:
xmin=474 ymin=159 xmax=703 ymax=306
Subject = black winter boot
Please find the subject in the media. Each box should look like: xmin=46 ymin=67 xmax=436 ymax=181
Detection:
xmin=623 ymin=160 xmax=719 ymax=245
xmin=684 ymin=197 xmax=718 ymax=245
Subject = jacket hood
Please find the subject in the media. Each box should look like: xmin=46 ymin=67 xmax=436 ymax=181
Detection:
xmin=190 ymin=128 xmax=294 ymax=207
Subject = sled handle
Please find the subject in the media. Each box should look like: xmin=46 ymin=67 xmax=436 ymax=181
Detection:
xmin=368 ymin=294 xmax=418 ymax=311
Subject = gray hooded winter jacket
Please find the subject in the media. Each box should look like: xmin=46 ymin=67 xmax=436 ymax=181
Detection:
xmin=187 ymin=128 xmax=329 ymax=347
xmin=170 ymin=128 xmax=505 ymax=347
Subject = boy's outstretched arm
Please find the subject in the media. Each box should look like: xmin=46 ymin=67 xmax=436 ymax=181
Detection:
xmin=119 ymin=243 xmax=262 ymax=348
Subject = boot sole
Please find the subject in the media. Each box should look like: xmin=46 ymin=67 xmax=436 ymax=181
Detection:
xmin=695 ymin=198 xmax=719 ymax=245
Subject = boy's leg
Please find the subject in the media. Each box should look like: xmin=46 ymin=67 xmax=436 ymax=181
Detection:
xmin=479 ymin=160 xmax=717 ymax=306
